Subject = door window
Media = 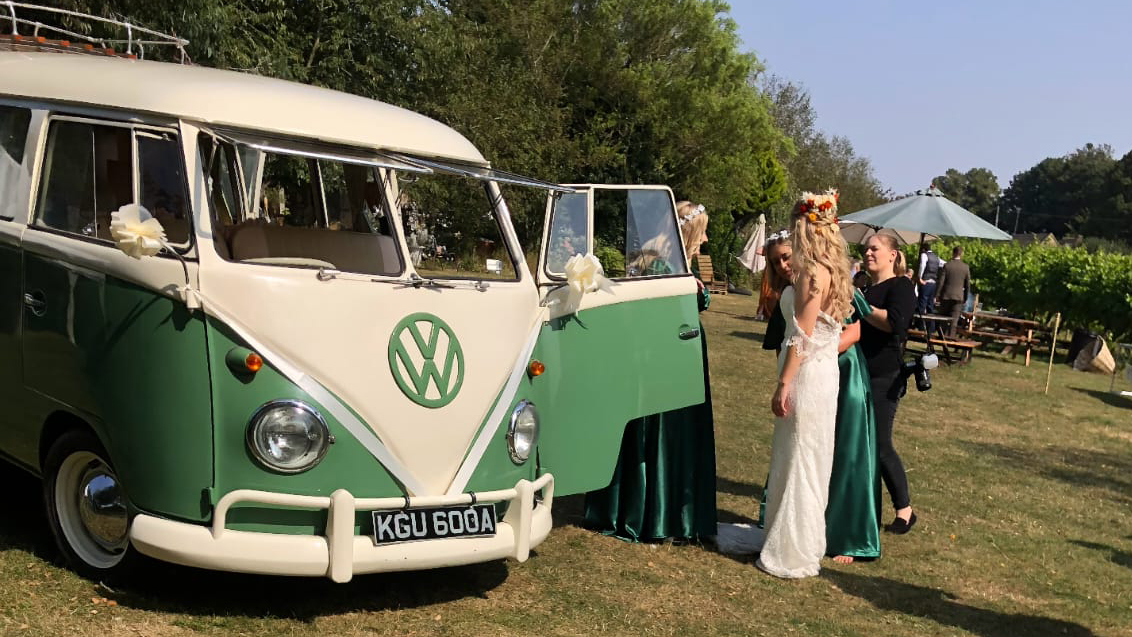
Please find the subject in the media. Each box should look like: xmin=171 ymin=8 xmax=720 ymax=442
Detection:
xmin=137 ymin=131 xmax=192 ymax=245
xmin=592 ymin=188 xmax=687 ymax=278
xmin=34 ymin=119 xmax=191 ymax=244
xmin=544 ymin=191 xmax=587 ymax=275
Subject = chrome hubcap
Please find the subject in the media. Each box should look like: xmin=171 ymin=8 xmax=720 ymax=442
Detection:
xmin=77 ymin=464 xmax=127 ymax=550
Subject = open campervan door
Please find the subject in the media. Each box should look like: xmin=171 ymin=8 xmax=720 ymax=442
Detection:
xmin=531 ymin=185 xmax=706 ymax=495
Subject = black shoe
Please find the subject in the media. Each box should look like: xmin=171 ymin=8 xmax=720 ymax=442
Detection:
xmin=885 ymin=512 xmax=917 ymax=534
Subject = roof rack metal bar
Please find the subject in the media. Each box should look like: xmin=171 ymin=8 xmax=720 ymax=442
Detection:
xmin=3 ymin=2 xmax=187 ymax=45
xmin=5 ymin=16 xmax=108 ymax=46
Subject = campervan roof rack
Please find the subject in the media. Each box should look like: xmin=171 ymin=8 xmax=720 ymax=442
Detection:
xmin=1 ymin=2 xmax=189 ymax=63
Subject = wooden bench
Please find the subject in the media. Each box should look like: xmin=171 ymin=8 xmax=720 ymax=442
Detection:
xmin=958 ymin=329 xmax=1040 ymax=365
xmin=695 ymin=254 xmax=728 ymax=295
xmin=927 ymin=337 xmax=979 ymax=365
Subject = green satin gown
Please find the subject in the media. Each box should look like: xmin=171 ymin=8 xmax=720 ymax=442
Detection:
xmin=583 ymin=273 xmax=717 ymax=541
xmin=825 ymin=315 xmax=882 ymax=558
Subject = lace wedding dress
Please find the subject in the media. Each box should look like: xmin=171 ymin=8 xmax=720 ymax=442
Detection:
xmin=758 ymin=285 xmax=842 ymax=577
xmin=717 ymin=286 xmax=841 ymax=578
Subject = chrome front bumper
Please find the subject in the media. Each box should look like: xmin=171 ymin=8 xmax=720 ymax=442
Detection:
xmin=129 ymin=474 xmax=554 ymax=582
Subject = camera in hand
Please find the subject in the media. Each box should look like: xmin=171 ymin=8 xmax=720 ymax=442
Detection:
xmin=897 ymin=353 xmax=938 ymax=397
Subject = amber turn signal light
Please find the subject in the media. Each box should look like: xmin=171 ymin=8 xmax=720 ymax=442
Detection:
xmin=226 ymin=347 xmax=264 ymax=376
xmin=244 ymin=352 xmax=263 ymax=373
xmin=528 ymin=360 xmax=545 ymax=377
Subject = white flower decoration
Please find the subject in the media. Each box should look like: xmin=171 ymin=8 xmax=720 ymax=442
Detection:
xmin=562 ymin=252 xmax=612 ymax=313
xmin=110 ymin=204 xmax=167 ymax=259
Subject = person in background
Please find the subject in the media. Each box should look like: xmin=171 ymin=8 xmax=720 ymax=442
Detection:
xmin=759 ymin=230 xmax=792 ymax=353
xmin=915 ymin=243 xmax=942 ymax=314
xmin=860 ymin=234 xmax=918 ymax=534
xmin=934 ymin=245 xmax=971 ymax=337
xmin=583 ymin=200 xmax=717 ymax=542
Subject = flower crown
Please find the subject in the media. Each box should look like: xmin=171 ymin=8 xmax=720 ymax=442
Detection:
xmin=765 ymin=229 xmax=790 ymax=246
xmin=678 ymin=203 xmax=705 ymax=227
xmin=793 ymin=189 xmax=840 ymax=233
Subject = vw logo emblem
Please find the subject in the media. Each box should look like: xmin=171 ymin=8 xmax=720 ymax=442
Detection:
xmin=388 ymin=313 xmax=464 ymax=408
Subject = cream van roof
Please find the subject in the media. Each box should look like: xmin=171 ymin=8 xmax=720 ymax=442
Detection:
xmin=0 ymin=52 xmax=486 ymax=164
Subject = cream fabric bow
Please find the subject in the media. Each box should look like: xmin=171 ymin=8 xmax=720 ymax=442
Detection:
xmin=562 ymin=253 xmax=612 ymax=313
xmin=110 ymin=204 xmax=168 ymax=259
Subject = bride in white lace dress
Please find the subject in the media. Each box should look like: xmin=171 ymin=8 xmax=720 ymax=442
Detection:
xmin=760 ymin=190 xmax=853 ymax=578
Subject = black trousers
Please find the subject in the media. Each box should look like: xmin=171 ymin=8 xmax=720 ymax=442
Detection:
xmin=871 ymin=371 xmax=911 ymax=511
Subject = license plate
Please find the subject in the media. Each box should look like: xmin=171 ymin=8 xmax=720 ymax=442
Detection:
xmin=371 ymin=504 xmax=496 ymax=544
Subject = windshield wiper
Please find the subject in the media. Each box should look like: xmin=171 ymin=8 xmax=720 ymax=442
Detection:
xmin=407 ymin=273 xmax=455 ymax=289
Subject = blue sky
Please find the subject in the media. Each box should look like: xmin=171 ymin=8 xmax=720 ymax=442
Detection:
xmin=729 ymin=0 xmax=1132 ymax=195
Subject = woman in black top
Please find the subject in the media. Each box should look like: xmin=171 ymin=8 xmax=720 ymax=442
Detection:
xmin=760 ymin=231 xmax=793 ymax=352
xmin=859 ymin=234 xmax=918 ymax=534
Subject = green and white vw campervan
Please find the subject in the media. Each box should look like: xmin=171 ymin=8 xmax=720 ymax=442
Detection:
xmin=0 ymin=9 xmax=704 ymax=583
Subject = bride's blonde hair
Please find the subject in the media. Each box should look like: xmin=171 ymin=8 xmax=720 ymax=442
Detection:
xmin=789 ymin=189 xmax=852 ymax=322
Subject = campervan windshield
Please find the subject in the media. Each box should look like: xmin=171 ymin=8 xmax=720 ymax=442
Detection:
xmin=201 ymin=133 xmax=523 ymax=280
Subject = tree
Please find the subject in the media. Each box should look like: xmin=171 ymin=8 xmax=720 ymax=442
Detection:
xmin=759 ymin=76 xmax=889 ymax=229
xmin=932 ymin=167 xmax=1001 ymax=224
xmin=1000 ymin=143 xmax=1124 ymax=238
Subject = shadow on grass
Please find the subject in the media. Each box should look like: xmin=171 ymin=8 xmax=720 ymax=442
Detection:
xmin=963 ymin=441 xmax=1132 ymax=505
xmin=707 ymin=309 xmax=760 ymax=322
xmin=729 ymin=331 xmax=766 ymax=344
xmin=823 ymin=570 xmax=1098 ymax=637
xmin=1068 ymin=539 xmax=1132 ymax=570
xmin=1068 ymin=386 xmax=1132 ymax=409
xmin=110 ymin=559 xmax=511 ymax=622
xmin=716 ymin=475 xmax=763 ymax=498
xmin=0 ymin=461 xmax=57 ymax=562
xmin=0 ymin=463 xmax=511 ymax=621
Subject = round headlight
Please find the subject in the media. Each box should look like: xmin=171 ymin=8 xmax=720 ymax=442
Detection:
xmin=246 ymin=400 xmax=330 ymax=474
xmin=507 ymin=400 xmax=539 ymax=464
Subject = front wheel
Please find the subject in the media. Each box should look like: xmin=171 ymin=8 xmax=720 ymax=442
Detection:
xmin=43 ymin=430 xmax=135 ymax=580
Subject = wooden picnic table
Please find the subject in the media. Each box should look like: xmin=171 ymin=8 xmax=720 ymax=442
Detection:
xmin=910 ymin=313 xmax=978 ymax=365
xmin=960 ymin=311 xmax=1046 ymax=366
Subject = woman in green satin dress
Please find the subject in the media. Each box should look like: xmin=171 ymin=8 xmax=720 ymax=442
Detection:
xmin=583 ymin=201 xmax=717 ymax=542
xmin=826 ymin=290 xmax=882 ymax=561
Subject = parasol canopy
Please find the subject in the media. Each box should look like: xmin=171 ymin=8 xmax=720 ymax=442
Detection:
xmin=839 ymin=221 xmax=937 ymax=246
xmin=839 ymin=186 xmax=1011 ymax=241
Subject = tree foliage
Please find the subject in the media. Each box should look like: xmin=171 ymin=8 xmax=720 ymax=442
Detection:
xmin=932 ymin=167 xmax=1000 ymax=223
xmin=37 ymin=0 xmax=905 ymax=275
xmin=759 ymin=75 xmax=890 ymax=230
xmin=999 ymin=143 xmax=1132 ymax=242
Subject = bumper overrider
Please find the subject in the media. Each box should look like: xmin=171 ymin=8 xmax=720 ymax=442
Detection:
xmin=129 ymin=474 xmax=554 ymax=582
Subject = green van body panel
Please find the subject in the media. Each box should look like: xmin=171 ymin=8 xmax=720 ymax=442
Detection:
xmin=14 ymin=250 xmax=701 ymax=536
xmin=0 ymin=237 xmax=23 ymax=463
xmin=20 ymin=253 xmax=214 ymax=522
xmin=527 ymin=293 xmax=705 ymax=496
xmin=206 ymin=317 xmax=409 ymax=535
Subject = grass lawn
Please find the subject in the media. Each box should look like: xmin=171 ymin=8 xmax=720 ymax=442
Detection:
xmin=1 ymin=294 xmax=1129 ymax=636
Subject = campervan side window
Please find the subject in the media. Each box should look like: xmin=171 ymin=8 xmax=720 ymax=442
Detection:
xmin=0 ymin=105 xmax=32 ymax=220
xmin=33 ymin=119 xmax=192 ymax=244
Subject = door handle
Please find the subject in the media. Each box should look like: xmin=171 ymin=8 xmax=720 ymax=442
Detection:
xmin=23 ymin=291 xmax=46 ymax=316
xmin=678 ymin=325 xmax=700 ymax=340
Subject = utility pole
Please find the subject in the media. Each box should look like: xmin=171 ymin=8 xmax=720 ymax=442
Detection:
xmin=994 ymin=202 xmax=1000 ymax=229
xmin=1013 ymin=208 xmax=1021 ymax=234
